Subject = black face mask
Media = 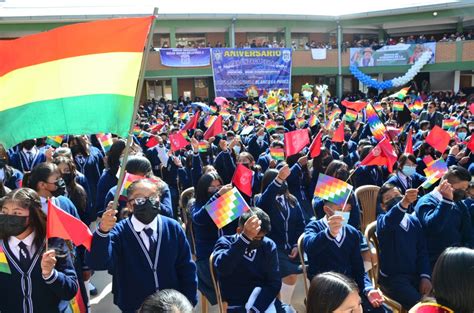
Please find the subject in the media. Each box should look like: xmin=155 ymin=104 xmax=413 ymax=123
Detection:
xmin=453 ymin=189 xmax=466 ymax=202
xmin=0 ymin=215 xmax=28 ymax=237
xmin=62 ymin=173 xmax=74 ymax=185
xmin=0 ymin=159 xmax=6 ymax=169
xmin=51 ymin=178 xmax=66 ymax=197
xmin=134 ymin=199 xmax=160 ymax=225
xmin=322 ymin=157 xmax=333 ymax=167
xmin=385 ymin=196 xmax=403 ymax=210
xmin=336 ymin=170 xmax=350 ymax=182
xmin=247 ymin=239 xmax=263 ymax=250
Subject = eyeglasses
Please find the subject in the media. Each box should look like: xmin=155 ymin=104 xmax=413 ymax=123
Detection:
xmin=128 ymin=196 xmax=160 ymax=206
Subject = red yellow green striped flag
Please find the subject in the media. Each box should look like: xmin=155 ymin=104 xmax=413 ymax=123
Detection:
xmin=46 ymin=135 xmax=64 ymax=148
xmin=392 ymin=101 xmax=405 ymax=112
xmin=270 ymin=147 xmax=285 ymax=161
xmin=0 ymin=245 xmax=11 ymax=274
xmin=198 ymin=141 xmax=208 ymax=153
xmin=0 ymin=17 xmax=154 ymax=148
xmin=97 ymin=133 xmax=113 ymax=153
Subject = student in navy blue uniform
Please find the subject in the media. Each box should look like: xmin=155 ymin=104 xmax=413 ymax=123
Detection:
xmin=88 ymin=179 xmax=197 ymax=313
xmin=103 ymin=156 xmax=173 ymax=219
xmin=0 ymin=188 xmax=78 ymax=313
xmin=385 ymin=154 xmax=426 ymax=195
xmin=213 ymin=138 xmax=237 ymax=184
xmin=257 ymin=140 xmax=285 ymax=173
xmin=9 ymin=139 xmax=46 ymax=173
xmin=376 ymin=184 xmax=432 ymax=310
xmin=247 ymin=127 xmax=270 ymax=160
xmin=236 ymin=152 xmax=263 ymax=199
xmin=213 ymin=208 xmax=293 ymax=313
xmin=0 ymin=144 xmax=23 ymax=190
xmin=69 ymin=135 xmax=104 ymax=210
xmin=254 ymin=165 xmax=305 ymax=305
xmin=286 ymin=154 xmax=313 ymax=220
xmin=414 ymin=166 xmax=474 ymax=267
xmin=96 ymin=140 xmax=126 ymax=217
xmin=304 ymin=200 xmax=385 ymax=312
xmin=191 ymin=173 xmax=237 ymax=305
xmin=313 ymin=160 xmax=361 ymax=229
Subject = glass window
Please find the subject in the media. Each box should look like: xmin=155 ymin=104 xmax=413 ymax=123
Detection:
xmin=153 ymin=33 xmax=170 ymax=48
xmin=194 ymin=78 xmax=209 ymax=99
xmin=175 ymin=33 xmax=206 ymax=48
xmin=291 ymin=33 xmax=309 ymax=50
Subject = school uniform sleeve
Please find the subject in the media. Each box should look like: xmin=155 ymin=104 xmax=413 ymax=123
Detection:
xmin=446 ymin=154 xmax=458 ymax=167
xmin=414 ymin=219 xmax=431 ymax=279
xmin=43 ymin=251 xmax=79 ymax=301
xmin=415 ymin=195 xmax=455 ymax=235
xmin=255 ymin=179 xmax=281 ymax=210
xmin=252 ymin=241 xmax=281 ymax=312
xmin=459 ymin=201 xmax=474 ymax=248
xmin=303 ymin=221 xmax=337 ymax=278
xmin=191 ymin=152 xmax=203 ymax=187
xmin=349 ymin=232 xmax=373 ymax=295
xmin=174 ymin=223 xmax=198 ymax=305
xmin=287 ymin=162 xmax=302 ymax=185
xmin=377 ymin=202 xmax=407 ymax=233
xmin=86 ymin=223 xmax=122 ymax=272
xmin=213 ymin=234 xmax=250 ymax=276
xmin=257 ymin=154 xmax=270 ymax=173
xmin=213 ymin=150 xmax=236 ymax=184
xmin=159 ymin=182 xmax=174 ymax=218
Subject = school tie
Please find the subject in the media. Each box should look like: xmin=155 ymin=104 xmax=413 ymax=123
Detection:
xmin=18 ymin=241 xmax=31 ymax=271
xmin=27 ymin=151 xmax=33 ymax=163
xmin=143 ymin=228 xmax=157 ymax=262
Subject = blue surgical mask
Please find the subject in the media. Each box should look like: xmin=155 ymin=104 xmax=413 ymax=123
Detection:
xmin=334 ymin=210 xmax=350 ymax=226
xmin=457 ymin=132 xmax=467 ymax=141
xmin=258 ymin=135 xmax=265 ymax=142
xmin=233 ymin=146 xmax=241 ymax=154
xmin=402 ymin=165 xmax=416 ymax=177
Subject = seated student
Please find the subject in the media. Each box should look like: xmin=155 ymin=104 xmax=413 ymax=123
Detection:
xmin=306 ymin=272 xmax=362 ymax=313
xmin=213 ymin=139 xmax=237 ymax=184
xmin=409 ymin=247 xmax=474 ymax=313
xmin=213 ymin=208 xmax=293 ymax=313
xmin=304 ymin=200 xmax=385 ymax=312
xmin=87 ymin=179 xmax=197 ymax=313
xmin=257 ymin=140 xmax=285 ymax=173
xmin=0 ymin=188 xmax=78 ymax=313
xmin=465 ymin=181 xmax=474 ymax=227
xmin=103 ymin=156 xmax=173 ymax=219
xmin=139 ymin=289 xmax=193 ymax=313
xmin=385 ymin=154 xmax=427 ymax=195
xmin=414 ymin=166 xmax=473 ymax=267
xmin=377 ymin=184 xmax=432 ymax=310
xmin=255 ymin=165 xmax=305 ymax=305
xmin=352 ymin=145 xmax=386 ymax=188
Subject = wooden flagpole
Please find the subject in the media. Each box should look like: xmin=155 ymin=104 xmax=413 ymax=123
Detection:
xmin=111 ymin=8 xmax=159 ymax=211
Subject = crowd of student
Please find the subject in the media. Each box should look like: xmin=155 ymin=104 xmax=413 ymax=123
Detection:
xmin=0 ymin=88 xmax=473 ymax=313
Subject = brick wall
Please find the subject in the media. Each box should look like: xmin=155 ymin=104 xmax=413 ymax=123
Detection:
xmin=235 ymin=32 xmax=247 ymax=46
xmin=206 ymin=32 xmax=226 ymax=46
xmin=462 ymin=40 xmax=474 ymax=61
xmin=435 ymin=42 xmax=456 ymax=62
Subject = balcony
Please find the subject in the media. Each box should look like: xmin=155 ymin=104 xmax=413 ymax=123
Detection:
xmin=145 ymin=41 xmax=474 ymax=78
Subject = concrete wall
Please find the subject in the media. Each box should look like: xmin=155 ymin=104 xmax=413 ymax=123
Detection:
xmin=430 ymin=71 xmax=455 ymax=91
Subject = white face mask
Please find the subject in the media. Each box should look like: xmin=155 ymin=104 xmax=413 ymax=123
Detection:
xmin=233 ymin=146 xmax=241 ymax=154
xmin=334 ymin=210 xmax=350 ymax=226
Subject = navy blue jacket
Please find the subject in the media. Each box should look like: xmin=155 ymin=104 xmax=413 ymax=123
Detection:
xmin=213 ymin=234 xmax=281 ymax=312
xmin=353 ymin=165 xmax=385 ymax=188
xmin=415 ymin=191 xmax=474 ymax=265
xmin=312 ymin=197 xmax=361 ymax=230
xmin=255 ymin=179 xmax=305 ymax=252
xmin=247 ymin=135 xmax=269 ymax=161
xmin=10 ymin=148 xmax=46 ymax=172
xmin=377 ymin=202 xmax=431 ymax=280
xmin=213 ymin=150 xmax=236 ymax=184
xmin=1 ymin=166 xmax=23 ymax=190
xmin=73 ymin=146 xmax=104 ymax=208
xmin=384 ymin=172 xmax=426 ymax=194
xmin=0 ymin=240 xmax=78 ymax=313
xmin=95 ymin=169 xmax=118 ymax=216
xmin=87 ymin=215 xmax=197 ymax=311
xmin=304 ymin=219 xmax=373 ymax=295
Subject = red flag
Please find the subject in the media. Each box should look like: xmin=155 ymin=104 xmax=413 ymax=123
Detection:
xmin=149 ymin=122 xmax=166 ymax=134
xmin=284 ymin=129 xmax=310 ymax=157
xmin=332 ymin=121 xmax=345 ymax=143
xmin=426 ymin=125 xmax=451 ymax=153
xmin=169 ymin=132 xmax=189 ymax=152
xmin=182 ymin=111 xmax=200 ymax=131
xmin=232 ymin=164 xmax=254 ymax=197
xmin=360 ymin=137 xmax=398 ymax=172
xmin=469 ymin=103 xmax=474 ymax=115
xmin=145 ymin=136 xmax=159 ymax=148
xmin=404 ymin=129 xmax=413 ymax=154
xmin=341 ymin=100 xmax=367 ymax=112
xmin=309 ymin=130 xmax=323 ymax=158
xmin=423 ymin=155 xmax=434 ymax=166
xmin=467 ymin=135 xmax=474 ymax=152
xmin=204 ymin=115 xmax=224 ymax=140
xmin=47 ymin=200 xmax=93 ymax=251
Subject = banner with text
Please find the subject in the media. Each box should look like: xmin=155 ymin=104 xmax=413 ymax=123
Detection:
xmin=349 ymin=43 xmax=436 ymax=67
xmin=159 ymin=48 xmax=211 ymax=67
xmin=211 ymin=48 xmax=292 ymax=98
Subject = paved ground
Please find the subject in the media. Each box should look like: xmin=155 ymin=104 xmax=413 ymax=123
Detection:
xmin=89 ymin=271 xmax=307 ymax=312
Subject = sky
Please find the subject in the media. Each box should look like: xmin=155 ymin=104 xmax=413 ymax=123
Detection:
xmin=0 ymin=0 xmax=467 ymax=17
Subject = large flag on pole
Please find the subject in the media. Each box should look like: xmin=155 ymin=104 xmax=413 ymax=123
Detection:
xmin=0 ymin=17 xmax=154 ymax=148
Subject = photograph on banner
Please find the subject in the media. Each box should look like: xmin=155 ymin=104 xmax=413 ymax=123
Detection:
xmin=349 ymin=43 xmax=436 ymax=67
xmin=211 ymin=48 xmax=292 ymax=98
xmin=159 ymin=48 xmax=211 ymax=67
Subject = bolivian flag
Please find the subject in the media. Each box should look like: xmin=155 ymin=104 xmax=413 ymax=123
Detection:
xmin=0 ymin=17 xmax=154 ymax=148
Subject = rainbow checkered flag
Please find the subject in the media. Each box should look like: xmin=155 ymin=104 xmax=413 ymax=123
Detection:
xmin=313 ymin=173 xmax=353 ymax=208
xmin=205 ymin=187 xmax=250 ymax=229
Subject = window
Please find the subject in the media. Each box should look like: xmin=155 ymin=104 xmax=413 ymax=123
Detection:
xmin=175 ymin=33 xmax=206 ymax=48
xmin=247 ymin=33 xmax=281 ymax=47
xmin=153 ymin=33 xmax=170 ymax=48
xmin=194 ymin=78 xmax=209 ymax=99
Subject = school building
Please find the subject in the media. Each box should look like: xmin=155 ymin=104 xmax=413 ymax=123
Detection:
xmin=1 ymin=1 xmax=474 ymax=101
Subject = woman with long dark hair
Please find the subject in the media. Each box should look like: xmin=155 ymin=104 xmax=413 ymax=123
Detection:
xmin=254 ymin=164 xmax=305 ymax=305
xmin=0 ymin=144 xmax=23 ymax=190
xmin=307 ymin=272 xmax=361 ymax=313
xmin=0 ymin=188 xmax=78 ymax=312
xmin=191 ymin=172 xmax=235 ymax=305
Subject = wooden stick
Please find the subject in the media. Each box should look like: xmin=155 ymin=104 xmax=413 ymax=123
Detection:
xmin=111 ymin=8 xmax=158 ymax=211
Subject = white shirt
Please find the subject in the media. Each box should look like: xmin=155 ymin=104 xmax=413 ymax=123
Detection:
xmin=0 ymin=168 xmax=4 ymax=182
xmin=130 ymin=215 xmax=158 ymax=251
xmin=8 ymin=231 xmax=36 ymax=261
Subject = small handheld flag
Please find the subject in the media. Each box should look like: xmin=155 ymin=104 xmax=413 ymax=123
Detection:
xmin=270 ymin=147 xmax=285 ymax=161
xmin=392 ymin=101 xmax=405 ymax=112
xmin=97 ymin=133 xmax=113 ymax=153
xmin=0 ymin=245 xmax=11 ymax=274
xmin=313 ymin=173 xmax=353 ymax=208
xmin=205 ymin=187 xmax=250 ymax=229
xmin=46 ymin=136 xmax=64 ymax=148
